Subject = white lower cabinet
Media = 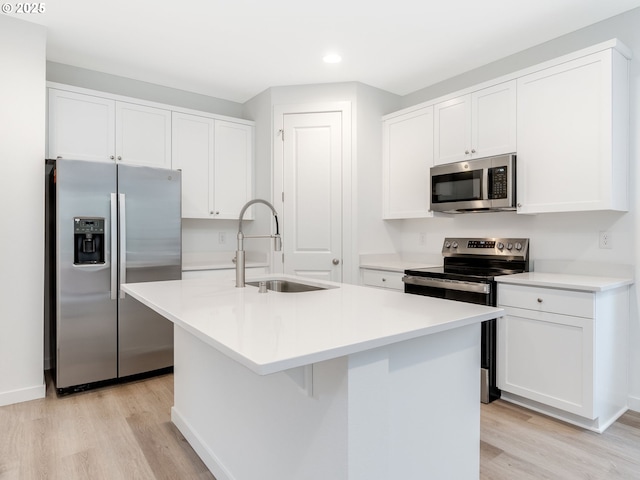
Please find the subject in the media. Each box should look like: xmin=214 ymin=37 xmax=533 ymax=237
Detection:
xmin=497 ymin=283 xmax=629 ymax=432
xmin=360 ymin=269 xmax=404 ymax=291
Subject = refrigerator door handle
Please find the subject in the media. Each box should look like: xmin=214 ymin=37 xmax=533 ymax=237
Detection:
xmin=110 ymin=193 xmax=118 ymax=300
xmin=119 ymin=193 xmax=127 ymax=299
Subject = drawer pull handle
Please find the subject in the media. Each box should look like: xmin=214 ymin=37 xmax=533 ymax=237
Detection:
xmin=537 ymin=298 xmax=543 ymax=303
xmin=382 ymin=278 xmax=386 ymax=282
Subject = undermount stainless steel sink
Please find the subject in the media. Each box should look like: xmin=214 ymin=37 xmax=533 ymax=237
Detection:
xmin=246 ymin=279 xmax=336 ymax=293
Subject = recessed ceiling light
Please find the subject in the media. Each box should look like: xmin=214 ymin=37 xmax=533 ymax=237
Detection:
xmin=323 ymin=53 xmax=342 ymax=64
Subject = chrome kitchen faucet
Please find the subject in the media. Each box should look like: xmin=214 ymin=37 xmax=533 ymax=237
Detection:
xmin=235 ymin=199 xmax=282 ymax=287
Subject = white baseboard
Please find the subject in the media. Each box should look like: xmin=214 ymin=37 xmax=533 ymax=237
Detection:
xmin=0 ymin=382 xmax=45 ymax=407
xmin=628 ymin=395 xmax=640 ymax=413
xmin=171 ymin=407 xmax=234 ymax=480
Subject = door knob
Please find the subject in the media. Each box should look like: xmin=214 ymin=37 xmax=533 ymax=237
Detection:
xmin=332 ymin=258 xmax=340 ymax=265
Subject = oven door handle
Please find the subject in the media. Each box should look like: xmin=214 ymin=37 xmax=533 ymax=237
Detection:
xmin=402 ymin=275 xmax=491 ymax=294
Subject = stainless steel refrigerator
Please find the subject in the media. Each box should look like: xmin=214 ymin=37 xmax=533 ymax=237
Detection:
xmin=47 ymin=159 xmax=181 ymax=393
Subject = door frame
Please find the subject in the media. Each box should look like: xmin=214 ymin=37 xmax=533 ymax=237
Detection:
xmin=272 ymin=102 xmax=355 ymax=284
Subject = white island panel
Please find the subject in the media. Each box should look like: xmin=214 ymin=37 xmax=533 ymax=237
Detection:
xmin=172 ymin=320 xmax=481 ymax=480
xmin=122 ymin=276 xmax=498 ymax=480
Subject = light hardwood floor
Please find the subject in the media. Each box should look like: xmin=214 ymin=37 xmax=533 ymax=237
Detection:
xmin=0 ymin=373 xmax=213 ymax=480
xmin=1 ymin=373 xmax=639 ymax=479
xmin=480 ymin=399 xmax=640 ymax=480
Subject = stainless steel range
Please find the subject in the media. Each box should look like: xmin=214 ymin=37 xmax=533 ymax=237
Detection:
xmin=403 ymin=237 xmax=530 ymax=403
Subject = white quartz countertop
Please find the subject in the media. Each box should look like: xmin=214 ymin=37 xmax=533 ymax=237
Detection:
xmin=359 ymin=253 xmax=442 ymax=273
xmin=496 ymin=272 xmax=634 ymax=292
xmin=122 ymin=275 xmax=503 ymax=375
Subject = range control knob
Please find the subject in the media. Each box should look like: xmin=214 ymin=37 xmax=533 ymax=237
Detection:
xmin=497 ymin=242 xmax=504 ymax=250
xmin=444 ymin=241 xmax=451 ymax=248
xmin=506 ymin=243 xmax=513 ymax=250
xmin=515 ymin=242 xmax=523 ymax=251
xmin=451 ymin=241 xmax=458 ymax=249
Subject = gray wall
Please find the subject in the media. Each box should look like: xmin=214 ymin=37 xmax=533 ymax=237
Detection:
xmin=47 ymin=61 xmax=245 ymax=118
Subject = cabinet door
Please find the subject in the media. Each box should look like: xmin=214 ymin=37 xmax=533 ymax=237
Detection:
xmin=516 ymin=50 xmax=628 ymax=214
xmin=382 ymin=107 xmax=434 ymax=218
xmin=213 ymin=120 xmax=253 ymax=219
xmin=471 ymin=80 xmax=516 ymax=159
xmin=48 ymin=89 xmax=115 ymax=162
xmin=433 ymin=95 xmax=470 ymax=165
xmin=498 ymin=306 xmax=594 ymax=418
xmin=172 ymin=112 xmax=214 ymax=218
xmin=116 ymin=102 xmax=172 ymax=168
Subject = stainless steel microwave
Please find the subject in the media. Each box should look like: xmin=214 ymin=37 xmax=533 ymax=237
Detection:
xmin=430 ymin=154 xmax=516 ymax=213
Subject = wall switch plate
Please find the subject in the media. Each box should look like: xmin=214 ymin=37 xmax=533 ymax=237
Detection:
xmin=418 ymin=233 xmax=426 ymax=246
xmin=599 ymin=231 xmax=612 ymax=249
xmin=219 ymin=232 xmax=226 ymax=245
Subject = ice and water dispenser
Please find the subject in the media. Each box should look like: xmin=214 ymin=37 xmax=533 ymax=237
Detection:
xmin=73 ymin=217 xmax=105 ymax=265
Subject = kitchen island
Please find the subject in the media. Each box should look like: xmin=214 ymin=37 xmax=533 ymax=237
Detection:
xmin=122 ymin=275 xmax=504 ymax=480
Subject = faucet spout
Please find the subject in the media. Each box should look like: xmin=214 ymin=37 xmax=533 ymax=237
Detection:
xmin=236 ymin=199 xmax=282 ymax=287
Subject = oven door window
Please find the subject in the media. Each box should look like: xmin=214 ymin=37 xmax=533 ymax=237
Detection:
xmin=431 ymin=169 xmax=483 ymax=204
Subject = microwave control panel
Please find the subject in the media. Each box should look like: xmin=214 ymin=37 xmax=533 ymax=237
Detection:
xmin=488 ymin=166 xmax=508 ymax=199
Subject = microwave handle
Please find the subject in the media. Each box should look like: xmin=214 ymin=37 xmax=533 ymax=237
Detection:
xmin=483 ymin=168 xmax=489 ymax=200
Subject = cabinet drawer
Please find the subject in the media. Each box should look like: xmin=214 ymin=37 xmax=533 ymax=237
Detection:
xmin=498 ymin=284 xmax=593 ymax=318
xmin=361 ymin=269 xmax=404 ymax=291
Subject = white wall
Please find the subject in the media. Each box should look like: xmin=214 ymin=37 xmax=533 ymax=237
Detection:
xmin=392 ymin=8 xmax=640 ymax=411
xmin=242 ymin=82 xmax=402 ymax=280
xmin=0 ymin=16 xmax=47 ymax=406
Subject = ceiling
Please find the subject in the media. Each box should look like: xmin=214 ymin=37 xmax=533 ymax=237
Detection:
xmin=11 ymin=0 xmax=640 ymax=103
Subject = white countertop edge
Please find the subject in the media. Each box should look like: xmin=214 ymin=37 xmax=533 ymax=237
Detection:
xmin=122 ymin=277 xmax=503 ymax=376
xmin=496 ymin=272 xmax=634 ymax=292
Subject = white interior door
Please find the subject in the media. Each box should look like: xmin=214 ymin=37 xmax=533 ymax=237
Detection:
xmin=281 ymin=111 xmax=343 ymax=282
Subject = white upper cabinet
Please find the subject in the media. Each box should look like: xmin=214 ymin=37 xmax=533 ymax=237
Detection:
xmin=172 ymin=112 xmax=253 ymax=219
xmin=48 ymin=89 xmax=116 ymax=162
xmin=48 ymin=88 xmax=171 ymax=167
xmin=213 ymin=120 xmax=253 ymax=219
xmin=115 ymin=102 xmax=171 ymax=168
xmin=382 ymin=106 xmax=434 ymax=219
xmin=48 ymin=84 xmax=255 ymax=220
xmin=434 ymin=80 xmax=516 ymax=165
xmin=516 ymin=48 xmax=629 ymax=214
xmin=172 ymin=112 xmax=214 ymax=218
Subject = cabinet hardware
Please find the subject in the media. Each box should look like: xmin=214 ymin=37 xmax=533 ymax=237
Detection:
xmin=537 ymin=298 xmax=543 ymax=303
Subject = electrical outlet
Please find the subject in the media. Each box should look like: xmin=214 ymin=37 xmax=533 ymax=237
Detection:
xmin=218 ymin=231 xmax=226 ymax=245
xmin=418 ymin=233 xmax=426 ymax=246
xmin=599 ymin=231 xmax=612 ymax=249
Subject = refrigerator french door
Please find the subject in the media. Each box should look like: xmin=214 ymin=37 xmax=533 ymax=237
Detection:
xmin=52 ymin=159 xmax=181 ymax=391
